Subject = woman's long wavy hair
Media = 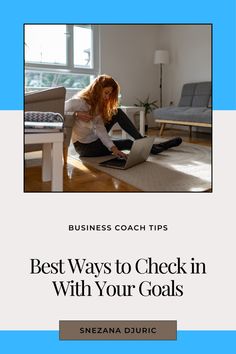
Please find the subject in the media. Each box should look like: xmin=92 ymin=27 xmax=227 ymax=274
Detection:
xmin=75 ymin=75 xmax=120 ymax=122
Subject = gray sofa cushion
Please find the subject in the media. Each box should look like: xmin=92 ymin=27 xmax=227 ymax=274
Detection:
xmin=153 ymin=81 xmax=212 ymax=125
xmin=178 ymin=82 xmax=211 ymax=107
xmin=178 ymin=83 xmax=196 ymax=106
xmin=153 ymin=106 xmax=211 ymax=124
xmin=191 ymin=82 xmax=211 ymax=107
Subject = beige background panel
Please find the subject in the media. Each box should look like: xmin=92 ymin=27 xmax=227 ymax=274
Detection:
xmin=0 ymin=111 xmax=235 ymax=330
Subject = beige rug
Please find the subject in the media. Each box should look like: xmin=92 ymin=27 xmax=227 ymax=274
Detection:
xmin=71 ymin=140 xmax=212 ymax=192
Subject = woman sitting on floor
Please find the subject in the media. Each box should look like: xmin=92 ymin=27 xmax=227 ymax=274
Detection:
xmin=65 ymin=74 xmax=182 ymax=158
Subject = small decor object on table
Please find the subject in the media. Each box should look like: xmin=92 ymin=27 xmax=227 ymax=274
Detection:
xmin=24 ymin=111 xmax=64 ymax=133
xmin=134 ymin=96 xmax=159 ymax=132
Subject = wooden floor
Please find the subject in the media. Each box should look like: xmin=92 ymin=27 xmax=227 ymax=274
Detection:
xmin=24 ymin=127 xmax=212 ymax=192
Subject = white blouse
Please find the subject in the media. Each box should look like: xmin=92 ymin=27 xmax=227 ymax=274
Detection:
xmin=65 ymin=97 xmax=114 ymax=150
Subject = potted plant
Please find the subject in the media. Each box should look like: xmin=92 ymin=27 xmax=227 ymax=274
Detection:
xmin=134 ymin=96 xmax=159 ymax=132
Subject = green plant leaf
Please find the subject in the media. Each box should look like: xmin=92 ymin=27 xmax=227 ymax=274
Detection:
xmin=134 ymin=97 xmax=159 ymax=113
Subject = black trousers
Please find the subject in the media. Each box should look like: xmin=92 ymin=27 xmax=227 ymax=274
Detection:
xmin=74 ymin=108 xmax=142 ymax=157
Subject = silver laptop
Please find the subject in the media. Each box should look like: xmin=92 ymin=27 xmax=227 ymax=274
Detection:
xmin=99 ymin=137 xmax=154 ymax=170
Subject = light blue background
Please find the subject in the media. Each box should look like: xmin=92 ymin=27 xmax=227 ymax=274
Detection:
xmin=0 ymin=0 xmax=236 ymax=109
xmin=1 ymin=331 xmax=236 ymax=353
xmin=1 ymin=0 xmax=236 ymax=351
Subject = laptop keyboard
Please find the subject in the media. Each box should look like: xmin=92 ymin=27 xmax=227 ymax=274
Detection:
xmin=100 ymin=157 xmax=126 ymax=167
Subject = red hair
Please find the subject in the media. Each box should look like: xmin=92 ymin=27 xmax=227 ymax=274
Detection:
xmin=75 ymin=74 xmax=120 ymax=122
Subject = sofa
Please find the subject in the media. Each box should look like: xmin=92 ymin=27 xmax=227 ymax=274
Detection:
xmin=153 ymin=82 xmax=212 ymax=136
xmin=25 ymin=86 xmax=74 ymax=163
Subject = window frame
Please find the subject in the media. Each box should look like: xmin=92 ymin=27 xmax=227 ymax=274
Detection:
xmin=24 ymin=24 xmax=100 ymax=81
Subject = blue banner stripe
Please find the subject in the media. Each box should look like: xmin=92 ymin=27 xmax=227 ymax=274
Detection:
xmin=1 ymin=331 xmax=236 ymax=354
xmin=0 ymin=1 xmax=235 ymax=109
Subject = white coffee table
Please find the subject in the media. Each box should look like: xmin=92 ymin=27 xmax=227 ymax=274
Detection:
xmin=120 ymin=106 xmax=145 ymax=138
xmin=25 ymin=132 xmax=64 ymax=192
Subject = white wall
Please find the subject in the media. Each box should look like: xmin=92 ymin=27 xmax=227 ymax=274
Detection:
xmin=156 ymin=25 xmax=211 ymax=106
xmin=100 ymin=25 xmax=159 ymax=107
xmin=99 ymin=24 xmax=211 ymax=127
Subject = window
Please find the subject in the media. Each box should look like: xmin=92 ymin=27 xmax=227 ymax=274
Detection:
xmin=73 ymin=25 xmax=93 ymax=68
xmin=25 ymin=25 xmax=67 ymax=65
xmin=24 ymin=24 xmax=100 ymax=96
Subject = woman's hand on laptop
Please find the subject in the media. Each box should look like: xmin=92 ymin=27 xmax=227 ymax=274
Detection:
xmin=111 ymin=145 xmax=127 ymax=159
